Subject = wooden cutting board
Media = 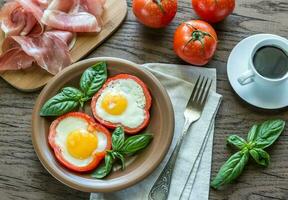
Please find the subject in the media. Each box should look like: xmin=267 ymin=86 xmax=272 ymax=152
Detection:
xmin=0 ymin=0 xmax=127 ymax=92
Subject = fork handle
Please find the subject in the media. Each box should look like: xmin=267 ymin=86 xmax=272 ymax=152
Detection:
xmin=148 ymin=139 xmax=182 ymax=200
xmin=148 ymin=121 xmax=190 ymax=200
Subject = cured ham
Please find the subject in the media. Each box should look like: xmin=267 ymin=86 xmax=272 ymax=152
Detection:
xmin=0 ymin=0 xmax=106 ymax=74
xmin=41 ymin=0 xmax=105 ymax=32
xmin=1 ymin=31 xmax=73 ymax=74
xmin=81 ymin=0 xmax=106 ymax=26
xmin=32 ymin=0 xmax=51 ymax=9
xmin=16 ymin=0 xmax=45 ymax=22
xmin=0 ymin=48 xmax=34 ymax=70
xmin=42 ymin=10 xmax=100 ymax=32
xmin=0 ymin=1 xmax=39 ymax=36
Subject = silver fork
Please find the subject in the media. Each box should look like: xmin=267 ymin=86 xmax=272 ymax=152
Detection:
xmin=148 ymin=75 xmax=213 ymax=200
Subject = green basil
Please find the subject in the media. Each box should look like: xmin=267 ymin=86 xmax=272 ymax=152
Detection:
xmin=211 ymin=150 xmax=249 ymax=189
xmin=227 ymin=135 xmax=247 ymax=149
xmin=80 ymin=61 xmax=107 ymax=98
xmin=105 ymin=153 xmax=113 ymax=173
xmin=40 ymin=87 xmax=84 ymax=116
xmin=247 ymin=124 xmax=258 ymax=142
xmin=41 ymin=62 xmax=108 ymax=117
xmin=121 ymin=134 xmax=153 ymax=155
xmin=61 ymin=87 xmax=84 ymax=99
xmin=113 ymin=152 xmax=125 ymax=170
xmin=91 ymin=128 xmax=153 ymax=179
xmin=91 ymin=154 xmax=113 ymax=179
xmin=211 ymin=119 xmax=285 ymax=189
xmin=249 ymin=148 xmax=270 ymax=167
xmin=253 ymin=120 xmax=285 ymax=149
xmin=112 ymin=126 xmax=125 ymax=151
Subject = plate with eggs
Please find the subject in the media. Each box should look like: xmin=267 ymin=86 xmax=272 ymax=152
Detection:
xmin=32 ymin=57 xmax=174 ymax=192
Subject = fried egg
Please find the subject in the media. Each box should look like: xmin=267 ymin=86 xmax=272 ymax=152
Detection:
xmin=91 ymin=74 xmax=152 ymax=133
xmin=49 ymin=112 xmax=111 ymax=172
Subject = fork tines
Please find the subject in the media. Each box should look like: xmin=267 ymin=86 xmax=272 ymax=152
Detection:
xmin=186 ymin=75 xmax=213 ymax=108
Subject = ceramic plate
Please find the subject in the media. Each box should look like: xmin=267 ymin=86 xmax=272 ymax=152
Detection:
xmin=227 ymin=34 xmax=288 ymax=109
xmin=32 ymin=57 xmax=174 ymax=192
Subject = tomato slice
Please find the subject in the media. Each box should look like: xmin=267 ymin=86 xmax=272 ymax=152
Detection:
xmin=91 ymin=74 xmax=152 ymax=134
xmin=49 ymin=112 xmax=111 ymax=172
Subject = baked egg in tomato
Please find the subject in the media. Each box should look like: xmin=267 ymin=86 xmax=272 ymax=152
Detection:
xmin=49 ymin=112 xmax=111 ymax=172
xmin=91 ymin=74 xmax=152 ymax=134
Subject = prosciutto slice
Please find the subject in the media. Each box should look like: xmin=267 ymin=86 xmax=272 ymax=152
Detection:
xmin=15 ymin=0 xmax=44 ymax=22
xmin=0 ymin=48 xmax=34 ymax=70
xmin=0 ymin=0 xmax=105 ymax=74
xmin=0 ymin=31 xmax=73 ymax=74
xmin=0 ymin=1 xmax=39 ymax=36
xmin=81 ymin=0 xmax=106 ymax=26
xmin=32 ymin=0 xmax=51 ymax=9
xmin=41 ymin=0 xmax=105 ymax=32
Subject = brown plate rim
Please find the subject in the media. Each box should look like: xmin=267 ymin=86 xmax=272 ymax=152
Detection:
xmin=31 ymin=57 xmax=174 ymax=192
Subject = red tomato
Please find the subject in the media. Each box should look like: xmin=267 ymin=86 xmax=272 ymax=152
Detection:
xmin=91 ymin=74 xmax=152 ymax=134
xmin=192 ymin=0 xmax=235 ymax=23
xmin=49 ymin=112 xmax=111 ymax=172
xmin=173 ymin=20 xmax=218 ymax=66
xmin=132 ymin=0 xmax=177 ymax=28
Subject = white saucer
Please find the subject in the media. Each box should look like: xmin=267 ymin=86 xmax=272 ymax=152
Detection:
xmin=227 ymin=34 xmax=288 ymax=109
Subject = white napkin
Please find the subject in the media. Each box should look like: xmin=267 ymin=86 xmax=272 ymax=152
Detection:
xmin=90 ymin=63 xmax=222 ymax=200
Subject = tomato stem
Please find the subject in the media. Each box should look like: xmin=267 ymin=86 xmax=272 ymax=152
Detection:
xmin=152 ymin=0 xmax=165 ymax=14
xmin=183 ymin=23 xmax=215 ymax=53
xmin=185 ymin=23 xmax=197 ymax=31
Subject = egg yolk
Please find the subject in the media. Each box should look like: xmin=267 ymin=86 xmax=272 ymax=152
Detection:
xmin=66 ymin=130 xmax=98 ymax=160
xmin=101 ymin=92 xmax=128 ymax=115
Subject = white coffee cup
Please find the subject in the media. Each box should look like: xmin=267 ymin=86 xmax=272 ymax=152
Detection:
xmin=237 ymin=38 xmax=288 ymax=86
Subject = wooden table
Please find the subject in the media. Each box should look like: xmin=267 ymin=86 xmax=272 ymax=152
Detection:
xmin=0 ymin=0 xmax=287 ymax=199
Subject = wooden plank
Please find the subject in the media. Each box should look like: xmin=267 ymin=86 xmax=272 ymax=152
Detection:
xmin=0 ymin=0 xmax=127 ymax=91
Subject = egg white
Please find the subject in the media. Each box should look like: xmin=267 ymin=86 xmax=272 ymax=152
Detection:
xmin=95 ymin=79 xmax=147 ymax=128
xmin=54 ymin=116 xmax=108 ymax=167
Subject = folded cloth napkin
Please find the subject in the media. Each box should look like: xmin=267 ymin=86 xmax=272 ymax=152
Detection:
xmin=90 ymin=63 xmax=222 ymax=200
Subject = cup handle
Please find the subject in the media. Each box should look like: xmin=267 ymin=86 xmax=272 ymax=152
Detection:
xmin=237 ymin=69 xmax=255 ymax=85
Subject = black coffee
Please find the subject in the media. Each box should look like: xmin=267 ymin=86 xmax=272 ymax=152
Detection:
xmin=253 ymin=46 xmax=288 ymax=79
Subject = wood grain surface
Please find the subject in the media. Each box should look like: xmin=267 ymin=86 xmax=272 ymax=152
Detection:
xmin=0 ymin=0 xmax=288 ymax=199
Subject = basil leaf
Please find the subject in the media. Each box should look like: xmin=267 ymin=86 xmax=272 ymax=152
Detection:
xmin=227 ymin=135 xmax=247 ymax=149
xmin=113 ymin=152 xmax=126 ymax=170
xmin=247 ymin=124 xmax=258 ymax=142
xmin=253 ymin=120 xmax=285 ymax=149
xmin=61 ymin=87 xmax=84 ymax=99
xmin=121 ymin=134 xmax=153 ymax=155
xmin=249 ymin=148 xmax=270 ymax=167
xmin=211 ymin=150 xmax=249 ymax=189
xmin=91 ymin=154 xmax=113 ymax=179
xmin=80 ymin=61 xmax=107 ymax=98
xmin=105 ymin=153 xmax=113 ymax=173
xmin=40 ymin=87 xmax=83 ymax=116
xmin=112 ymin=127 xmax=125 ymax=151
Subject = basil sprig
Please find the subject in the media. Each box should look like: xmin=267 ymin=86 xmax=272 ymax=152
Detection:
xmin=211 ymin=119 xmax=285 ymax=189
xmin=40 ymin=62 xmax=107 ymax=116
xmin=227 ymin=135 xmax=246 ymax=149
xmin=92 ymin=153 xmax=113 ymax=179
xmin=247 ymin=119 xmax=285 ymax=149
xmin=111 ymin=126 xmax=125 ymax=151
xmin=80 ymin=62 xmax=107 ymax=99
xmin=120 ymin=134 xmax=153 ymax=155
xmin=91 ymin=126 xmax=153 ymax=179
xmin=211 ymin=150 xmax=249 ymax=188
xmin=40 ymin=87 xmax=84 ymax=116
xmin=249 ymin=148 xmax=270 ymax=167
